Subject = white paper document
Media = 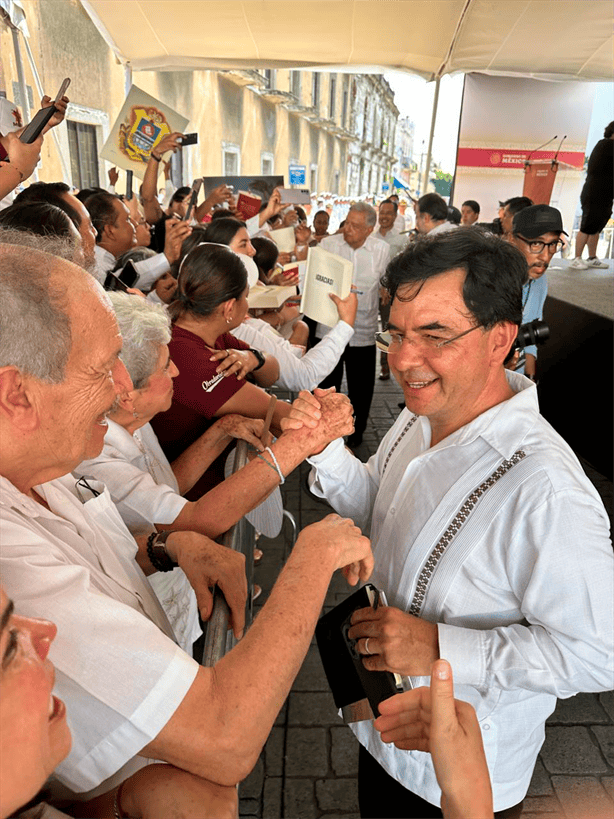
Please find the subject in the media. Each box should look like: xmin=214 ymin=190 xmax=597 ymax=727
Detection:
xmin=300 ymin=246 xmax=354 ymax=327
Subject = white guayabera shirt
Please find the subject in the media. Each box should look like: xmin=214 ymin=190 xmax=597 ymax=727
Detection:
xmin=308 ymin=371 xmax=613 ymax=812
xmin=0 ymin=473 xmax=199 ymax=795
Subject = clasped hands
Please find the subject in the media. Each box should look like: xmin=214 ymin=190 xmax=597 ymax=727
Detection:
xmin=280 ymin=387 xmax=355 ymax=454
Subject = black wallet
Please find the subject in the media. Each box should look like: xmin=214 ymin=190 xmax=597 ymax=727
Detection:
xmin=315 ymin=583 xmax=405 ymax=723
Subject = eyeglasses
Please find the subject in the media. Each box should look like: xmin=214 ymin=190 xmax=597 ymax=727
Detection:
xmin=375 ymin=324 xmax=482 ymax=356
xmin=515 ymin=236 xmax=564 ymax=254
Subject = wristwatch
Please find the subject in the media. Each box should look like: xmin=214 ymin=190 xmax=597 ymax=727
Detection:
xmin=248 ymin=348 xmax=266 ymax=371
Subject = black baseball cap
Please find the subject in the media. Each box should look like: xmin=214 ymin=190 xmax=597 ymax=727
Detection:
xmin=513 ymin=204 xmax=567 ymax=238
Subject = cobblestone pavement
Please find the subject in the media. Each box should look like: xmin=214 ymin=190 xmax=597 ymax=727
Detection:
xmin=239 ymin=375 xmax=614 ymax=819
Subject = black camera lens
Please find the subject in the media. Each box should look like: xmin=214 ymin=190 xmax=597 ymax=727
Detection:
xmin=515 ymin=319 xmax=549 ymax=350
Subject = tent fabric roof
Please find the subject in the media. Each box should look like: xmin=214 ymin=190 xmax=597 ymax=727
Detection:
xmin=79 ymin=0 xmax=613 ymax=81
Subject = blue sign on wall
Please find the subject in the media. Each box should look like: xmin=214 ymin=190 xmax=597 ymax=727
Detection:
xmin=382 ymin=183 xmax=390 ymax=191
xmin=289 ymin=164 xmax=306 ymax=185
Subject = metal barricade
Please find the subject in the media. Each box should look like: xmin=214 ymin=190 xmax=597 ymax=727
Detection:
xmin=202 ymin=440 xmax=255 ymax=666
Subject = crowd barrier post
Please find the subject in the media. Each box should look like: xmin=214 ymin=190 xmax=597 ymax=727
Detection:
xmin=202 ymin=440 xmax=255 ymax=666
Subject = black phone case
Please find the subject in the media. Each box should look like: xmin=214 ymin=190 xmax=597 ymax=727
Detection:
xmin=19 ymin=106 xmax=56 ymax=144
xmin=315 ymin=584 xmax=401 ymax=717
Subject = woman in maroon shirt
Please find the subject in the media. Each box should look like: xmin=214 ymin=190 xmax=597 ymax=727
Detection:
xmin=151 ymin=242 xmax=288 ymax=499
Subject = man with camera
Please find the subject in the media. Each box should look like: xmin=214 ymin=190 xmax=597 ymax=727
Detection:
xmin=507 ymin=204 xmax=566 ymax=380
xmin=290 ymin=228 xmax=613 ymax=819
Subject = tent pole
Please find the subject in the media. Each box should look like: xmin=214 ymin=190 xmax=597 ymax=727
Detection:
xmin=422 ymin=76 xmax=440 ymax=196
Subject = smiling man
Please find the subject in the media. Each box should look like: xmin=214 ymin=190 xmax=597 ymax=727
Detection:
xmin=508 ymin=204 xmax=566 ymax=379
xmin=300 ymin=228 xmax=613 ymax=819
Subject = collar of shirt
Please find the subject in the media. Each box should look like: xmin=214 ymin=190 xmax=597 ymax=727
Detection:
xmin=103 ymin=418 xmax=144 ymax=459
xmin=425 ymin=370 xmax=538 ymax=460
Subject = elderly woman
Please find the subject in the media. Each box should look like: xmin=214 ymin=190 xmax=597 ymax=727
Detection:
xmin=0 ymin=586 xmax=237 ymax=819
xmin=76 ymin=292 xmax=289 ymax=636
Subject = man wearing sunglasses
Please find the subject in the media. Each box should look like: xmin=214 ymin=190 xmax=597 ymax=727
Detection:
xmin=298 ymin=228 xmax=612 ymax=819
xmin=507 ymin=204 xmax=566 ymax=380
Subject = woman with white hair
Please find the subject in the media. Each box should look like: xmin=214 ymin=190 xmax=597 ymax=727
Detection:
xmin=76 ymin=291 xmax=286 ymax=646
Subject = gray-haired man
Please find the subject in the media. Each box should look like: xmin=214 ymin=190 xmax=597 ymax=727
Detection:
xmin=317 ymin=202 xmax=391 ymax=448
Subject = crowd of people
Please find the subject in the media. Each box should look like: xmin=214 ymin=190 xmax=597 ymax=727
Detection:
xmin=0 ymin=91 xmax=612 ymax=819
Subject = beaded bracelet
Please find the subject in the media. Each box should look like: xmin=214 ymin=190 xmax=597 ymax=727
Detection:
xmin=256 ymin=448 xmax=285 ymax=484
xmin=264 ymin=446 xmax=285 ymax=484
xmin=146 ymin=531 xmax=178 ymax=572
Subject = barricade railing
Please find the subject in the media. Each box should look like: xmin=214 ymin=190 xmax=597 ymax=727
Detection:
xmin=202 ymin=439 xmax=255 ymax=666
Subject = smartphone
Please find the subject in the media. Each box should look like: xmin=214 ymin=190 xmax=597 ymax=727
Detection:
xmin=179 ymin=132 xmax=198 ymax=146
xmin=125 ymin=170 xmax=133 ymax=201
xmin=20 ymin=78 xmax=71 ymax=144
xmin=103 ymin=272 xmax=129 ymax=292
xmin=279 ymin=187 xmax=310 ymax=205
xmin=184 ymin=178 xmax=203 ymax=222
xmin=118 ymin=260 xmax=139 ymax=288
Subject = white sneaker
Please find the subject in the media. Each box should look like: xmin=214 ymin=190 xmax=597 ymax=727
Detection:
xmin=586 ymin=257 xmax=610 ymax=269
xmin=568 ymin=257 xmax=589 ymax=270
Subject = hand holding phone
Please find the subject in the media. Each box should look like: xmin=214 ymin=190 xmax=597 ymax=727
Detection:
xmin=20 ymin=78 xmax=70 ymax=144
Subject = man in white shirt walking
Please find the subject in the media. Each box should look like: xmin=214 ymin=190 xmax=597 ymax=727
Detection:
xmin=292 ymin=228 xmax=613 ymax=818
xmin=317 ymin=202 xmax=390 ymax=448
xmin=415 ymin=192 xmax=458 ymax=236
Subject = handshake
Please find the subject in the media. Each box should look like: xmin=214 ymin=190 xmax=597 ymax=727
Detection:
xmin=280 ymin=387 xmax=355 ymax=456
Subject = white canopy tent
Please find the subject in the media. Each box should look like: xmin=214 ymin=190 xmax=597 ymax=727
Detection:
xmin=77 ymin=0 xmax=612 ymax=191
xmin=79 ymin=0 xmax=612 ymax=82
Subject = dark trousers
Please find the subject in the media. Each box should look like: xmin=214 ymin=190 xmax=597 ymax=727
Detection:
xmin=317 ymin=343 xmax=376 ymax=438
xmin=358 ymin=746 xmax=523 ymax=819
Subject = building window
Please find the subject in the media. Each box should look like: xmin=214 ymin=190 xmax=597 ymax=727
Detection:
xmin=262 ymin=69 xmax=275 ymax=88
xmin=290 ymin=71 xmax=301 ymax=100
xmin=329 ymin=77 xmax=336 ymax=120
xmin=310 ymin=164 xmax=318 ymax=193
xmin=311 ymin=73 xmax=320 ymax=108
xmin=341 ymin=89 xmax=348 ymax=128
xmin=261 ymin=152 xmax=274 ymax=175
xmin=67 ymin=121 xmax=100 ymax=189
xmin=222 ymin=144 xmax=241 ymax=175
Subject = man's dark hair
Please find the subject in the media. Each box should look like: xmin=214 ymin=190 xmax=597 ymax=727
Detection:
xmin=381 ymin=197 xmax=399 ymax=214
xmin=168 ymin=243 xmax=247 ymax=322
xmin=603 ymin=121 xmax=614 ymax=139
xmin=503 ymin=196 xmax=533 ymax=216
xmin=313 ymin=209 xmax=330 ymax=221
xmin=417 ymin=193 xmax=448 ymax=222
xmin=13 ymin=181 xmax=81 ymax=228
xmin=83 ymin=192 xmax=120 ymax=242
xmin=0 ymin=202 xmax=76 ymax=239
xmin=169 ymin=186 xmax=191 ymax=205
xmin=251 ymin=236 xmax=279 ymax=280
xmin=462 ymin=200 xmax=480 ymax=215
xmin=447 ymin=206 xmax=461 ymax=225
xmin=381 ymin=229 xmax=527 ymax=332
xmin=74 ymin=187 xmax=106 ymax=205
xmin=202 ymin=217 xmax=247 ymax=247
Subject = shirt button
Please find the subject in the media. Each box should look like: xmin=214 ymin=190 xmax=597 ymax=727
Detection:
xmin=389 ymin=507 xmax=396 ymax=516
xmin=483 ymin=723 xmax=491 ymax=731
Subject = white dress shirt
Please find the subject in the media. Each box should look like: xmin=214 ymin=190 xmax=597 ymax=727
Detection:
xmin=375 ymin=227 xmax=408 ymax=257
xmin=76 ymin=420 xmax=201 ymax=653
xmin=428 ymin=220 xmax=458 ymax=236
xmin=93 ymin=244 xmax=170 ymax=290
xmin=307 ymin=372 xmax=613 ymax=811
xmin=234 ymin=316 xmax=354 ymax=391
xmin=0 ymin=473 xmax=199 ymax=795
xmin=318 ymin=233 xmax=390 ymax=346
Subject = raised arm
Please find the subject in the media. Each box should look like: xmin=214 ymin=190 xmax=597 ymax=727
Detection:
xmin=141 ymin=514 xmax=373 ymax=785
xmin=141 ymin=131 xmax=184 ymax=224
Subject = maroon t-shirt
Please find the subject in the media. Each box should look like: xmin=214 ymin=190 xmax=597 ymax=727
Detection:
xmin=151 ymin=326 xmax=250 ymax=498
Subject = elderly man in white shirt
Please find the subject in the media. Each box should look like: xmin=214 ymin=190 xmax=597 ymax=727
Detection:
xmin=316 ymin=202 xmax=391 ymax=448
xmin=288 ymin=228 xmax=613 ymax=819
xmin=0 ymin=241 xmax=374 ymax=803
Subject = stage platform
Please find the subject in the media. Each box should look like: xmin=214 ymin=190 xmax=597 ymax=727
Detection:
xmin=538 ymin=257 xmax=613 ymax=479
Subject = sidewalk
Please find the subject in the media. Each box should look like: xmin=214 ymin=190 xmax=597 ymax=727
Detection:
xmin=239 ymin=374 xmax=614 ymax=819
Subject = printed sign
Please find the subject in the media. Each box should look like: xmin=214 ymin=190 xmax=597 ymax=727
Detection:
xmin=289 ymin=164 xmax=306 ymax=185
xmin=100 ymin=85 xmax=189 ymax=179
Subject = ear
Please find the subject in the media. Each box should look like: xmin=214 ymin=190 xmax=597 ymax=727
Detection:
xmin=365 ymin=225 xmax=374 ymax=237
xmin=221 ymin=298 xmax=236 ymax=323
xmin=119 ymin=387 xmax=139 ymax=412
xmin=489 ymin=322 xmax=518 ymax=366
xmin=0 ymin=367 xmax=40 ymax=432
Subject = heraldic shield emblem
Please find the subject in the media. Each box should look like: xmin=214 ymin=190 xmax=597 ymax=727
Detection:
xmin=118 ymin=106 xmax=172 ymax=164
